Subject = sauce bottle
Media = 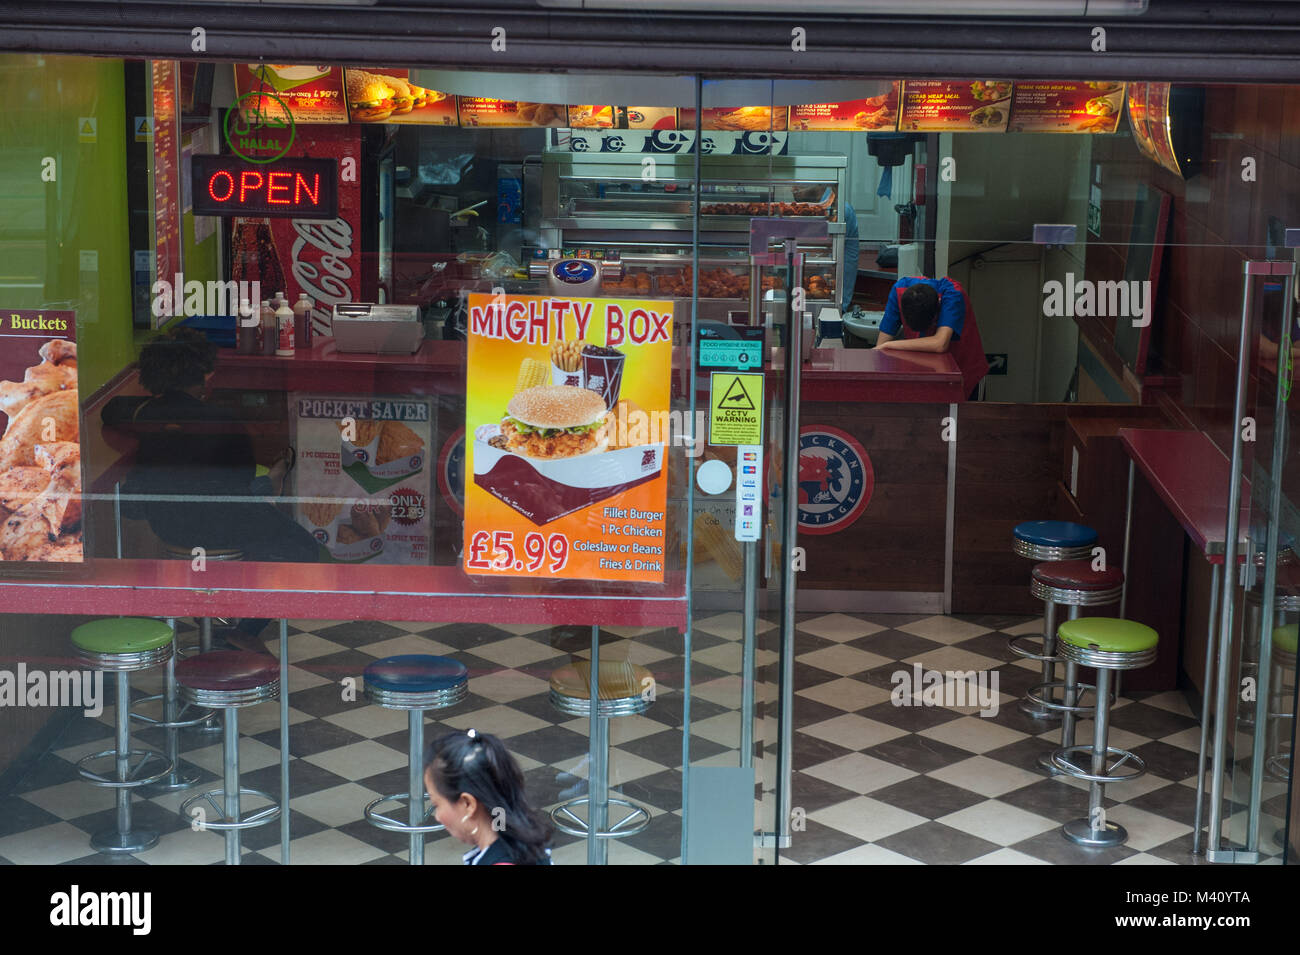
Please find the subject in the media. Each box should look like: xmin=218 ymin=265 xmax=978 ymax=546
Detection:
xmin=276 ymin=299 xmax=295 ymax=356
xmin=293 ymin=293 xmax=313 ymax=350
xmin=261 ymin=300 xmax=277 ymax=356
xmin=237 ymin=297 xmax=258 ymax=354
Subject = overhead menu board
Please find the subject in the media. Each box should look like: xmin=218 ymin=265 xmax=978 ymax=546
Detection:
xmin=1008 ymin=81 xmax=1126 ymax=134
xmin=234 ymin=64 xmax=349 ymax=124
xmin=343 ymin=69 xmax=457 ymax=125
xmin=900 ymin=80 xmax=1013 ymax=132
xmin=789 ymin=82 xmax=900 ymax=131
xmin=1127 ymin=82 xmax=1183 ymax=177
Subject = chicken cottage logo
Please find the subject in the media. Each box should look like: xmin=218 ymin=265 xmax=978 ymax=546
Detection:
xmin=797 ymin=426 xmax=873 ymax=535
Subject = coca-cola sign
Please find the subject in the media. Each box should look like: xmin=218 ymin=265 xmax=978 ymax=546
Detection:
xmin=264 ymin=126 xmax=361 ymax=334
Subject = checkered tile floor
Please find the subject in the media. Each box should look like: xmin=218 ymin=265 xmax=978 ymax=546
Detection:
xmin=0 ymin=613 xmax=1290 ymax=865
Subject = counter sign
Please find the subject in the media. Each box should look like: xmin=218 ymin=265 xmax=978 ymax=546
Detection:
xmin=191 ymin=155 xmax=337 ymax=220
xmin=709 ymin=372 xmax=763 ymax=446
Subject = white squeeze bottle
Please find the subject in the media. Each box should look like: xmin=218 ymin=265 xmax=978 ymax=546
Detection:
xmin=293 ymin=293 xmax=313 ymax=350
xmin=275 ymin=299 xmax=295 ymax=356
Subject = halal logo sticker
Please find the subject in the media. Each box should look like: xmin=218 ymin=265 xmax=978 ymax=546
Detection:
xmin=225 ymin=90 xmax=296 ymax=163
xmin=797 ymin=425 xmax=873 ymax=535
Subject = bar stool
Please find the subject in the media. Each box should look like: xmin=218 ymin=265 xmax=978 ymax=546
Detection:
xmin=1050 ymin=617 xmax=1157 ymax=848
xmin=549 ymin=660 xmax=654 ymax=850
xmin=1010 ymin=520 xmax=1098 ymax=719
xmin=129 ymin=618 xmax=216 ymax=793
xmin=71 ymin=617 xmax=176 ymax=854
xmin=162 ymin=543 xmax=245 ymax=656
xmin=1024 ymin=559 xmax=1123 ymax=773
xmin=1266 ymin=624 xmax=1296 ymax=782
xmin=361 ymin=655 xmax=468 ymax=865
xmin=176 ymin=650 xmax=281 ymax=865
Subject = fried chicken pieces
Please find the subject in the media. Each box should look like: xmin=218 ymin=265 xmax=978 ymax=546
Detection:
xmin=0 ymin=340 xmax=82 ymax=562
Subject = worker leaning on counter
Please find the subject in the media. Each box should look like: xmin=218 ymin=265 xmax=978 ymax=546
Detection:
xmin=875 ymin=276 xmax=988 ymax=400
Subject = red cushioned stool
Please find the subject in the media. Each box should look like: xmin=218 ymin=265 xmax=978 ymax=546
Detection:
xmin=175 ymin=651 xmax=281 ymax=865
xmin=1024 ymin=559 xmax=1123 ymax=774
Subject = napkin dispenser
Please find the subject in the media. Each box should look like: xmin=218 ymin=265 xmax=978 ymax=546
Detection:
xmin=331 ymin=303 xmax=424 ymax=354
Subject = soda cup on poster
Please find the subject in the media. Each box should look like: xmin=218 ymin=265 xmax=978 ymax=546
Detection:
xmin=581 ymin=344 xmax=625 ymax=409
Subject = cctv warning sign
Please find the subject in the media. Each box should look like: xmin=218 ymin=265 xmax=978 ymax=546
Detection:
xmin=709 ymin=372 xmax=763 ymax=446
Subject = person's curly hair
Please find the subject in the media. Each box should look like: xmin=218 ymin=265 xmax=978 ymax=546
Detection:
xmin=138 ymin=327 xmax=218 ymax=395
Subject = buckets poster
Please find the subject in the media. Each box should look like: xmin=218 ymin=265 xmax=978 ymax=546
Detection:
xmin=464 ymin=293 xmax=672 ymax=583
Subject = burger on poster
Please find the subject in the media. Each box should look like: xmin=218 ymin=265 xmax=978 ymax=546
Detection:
xmin=346 ymin=71 xmax=396 ymax=122
xmin=497 ymin=386 xmax=609 ymax=459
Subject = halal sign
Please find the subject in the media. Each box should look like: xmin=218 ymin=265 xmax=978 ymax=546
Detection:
xmin=225 ymin=90 xmax=296 ymax=163
xmin=797 ymin=426 xmax=873 ymax=535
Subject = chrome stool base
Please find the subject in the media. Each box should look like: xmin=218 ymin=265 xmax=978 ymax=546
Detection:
xmin=91 ymin=827 xmax=159 ymax=855
xmin=551 ymin=795 xmax=651 ymax=839
xmin=364 ymin=793 xmax=446 ymax=834
xmin=1051 ymin=743 xmax=1147 ymax=784
xmin=180 ymin=787 xmax=280 ymax=832
xmin=1265 ymin=753 xmax=1291 ymax=782
xmin=1063 ymin=817 xmax=1128 ymax=849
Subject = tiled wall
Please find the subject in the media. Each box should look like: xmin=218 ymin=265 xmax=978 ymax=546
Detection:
xmin=1088 ymin=84 xmax=1298 ymax=457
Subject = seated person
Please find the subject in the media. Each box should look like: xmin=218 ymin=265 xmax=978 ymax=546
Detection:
xmin=876 ymin=276 xmax=988 ymax=400
xmin=102 ymin=327 xmax=320 ymax=652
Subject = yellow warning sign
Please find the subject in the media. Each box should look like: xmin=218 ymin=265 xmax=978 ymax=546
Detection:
xmin=77 ymin=117 xmax=97 ymax=143
xmin=134 ymin=116 xmax=153 ymax=141
xmin=709 ymin=371 xmax=763 ymax=446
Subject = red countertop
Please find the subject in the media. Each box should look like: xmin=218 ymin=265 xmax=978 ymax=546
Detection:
xmin=1119 ymin=428 xmax=1248 ymax=562
xmin=797 ymin=346 xmax=964 ymax=403
xmin=212 ymin=338 xmax=466 ymax=395
xmin=0 ymin=560 xmax=687 ymax=630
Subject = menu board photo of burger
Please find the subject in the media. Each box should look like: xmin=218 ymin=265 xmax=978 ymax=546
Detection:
xmin=0 ymin=310 xmax=84 ymax=568
xmin=464 ymin=293 xmax=673 ymax=583
xmin=344 ymin=68 xmax=456 ymax=126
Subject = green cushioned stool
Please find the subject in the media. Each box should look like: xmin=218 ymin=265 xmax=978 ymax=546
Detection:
xmin=1266 ymin=625 xmax=1296 ymax=783
xmin=71 ymin=618 xmax=177 ymax=855
xmin=1050 ymin=617 xmax=1157 ymax=849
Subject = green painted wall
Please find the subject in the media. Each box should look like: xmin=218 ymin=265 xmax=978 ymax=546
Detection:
xmin=0 ymin=54 xmax=134 ymax=398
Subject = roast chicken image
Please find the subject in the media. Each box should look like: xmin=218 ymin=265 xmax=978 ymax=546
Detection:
xmin=0 ymin=339 xmax=83 ymax=561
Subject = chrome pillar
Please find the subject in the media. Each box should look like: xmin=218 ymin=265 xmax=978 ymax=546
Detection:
xmin=589 ymin=624 xmax=607 ymax=866
xmin=1062 ymin=667 xmax=1127 ymax=847
xmin=943 ymin=403 xmax=957 ymax=615
xmin=224 ymin=706 xmax=240 ymax=865
xmin=280 ymin=618 xmax=290 ymax=865
xmin=1040 ymin=604 xmax=1080 ymax=774
xmin=741 ymin=540 xmax=757 ymax=769
xmin=1022 ymin=599 xmax=1059 ymax=719
xmin=1193 ymin=562 xmax=1221 ymax=856
xmin=409 ymin=710 xmax=424 ymax=864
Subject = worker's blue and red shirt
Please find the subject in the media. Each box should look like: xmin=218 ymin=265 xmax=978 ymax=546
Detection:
xmin=879 ymin=276 xmax=988 ymax=399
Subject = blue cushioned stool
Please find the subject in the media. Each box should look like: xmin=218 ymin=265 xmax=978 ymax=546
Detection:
xmin=1011 ymin=521 xmax=1098 ymax=720
xmin=362 ymin=655 xmax=468 ymax=865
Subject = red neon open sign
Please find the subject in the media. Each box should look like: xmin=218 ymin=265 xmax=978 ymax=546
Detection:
xmin=192 ymin=155 xmax=338 ymax=219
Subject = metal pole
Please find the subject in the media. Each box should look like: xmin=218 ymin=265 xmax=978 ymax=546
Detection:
xmin=1193 ymin=562 xmax=1221 ymax=855
xmin=1087 ymin=667 xmax=1113 ymax=831
xmin=588 ymin=624 xmax=606 ymax=866
xmin=409 ymin=710 xmax=424 ymax=865
xmin=1207 ymin=262 xmax=1259 ymax=859
xmin=777 ymin=242 xmax=804 ymax=848
xmin=741 ymin=540 xmax=757 ymax=769
xmin=224 ymin=706 xmax=240 ymax=865
xmin=943 ymin=403 xmax=957 ymax=615
xmin=1121 ymin=460 xmax=1135 ymax=619
xmin=1246 ymin=264 xmax=1294 ymax=852
xmin=115 ymin=671 xmax=131 ymax=838
xmin=280 ymin=618 xmax=289 ymax=865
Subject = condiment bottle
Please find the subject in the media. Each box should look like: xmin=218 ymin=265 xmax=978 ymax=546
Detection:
xmin=275 ymin=299 xmax=295 ymax=356
xmin=293 ymin=293 xmax=313 ymax=350
xmin=237 ymin=297 xmax=258 ymax=354
xmin=261 ymin=300 xmax=277 ymax=355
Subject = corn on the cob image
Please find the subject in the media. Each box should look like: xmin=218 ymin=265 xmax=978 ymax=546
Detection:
xmin=515 ymin=357 xmax=549 ymax=393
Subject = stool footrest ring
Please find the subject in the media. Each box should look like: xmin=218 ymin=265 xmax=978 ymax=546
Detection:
xmin=179 ymin=788 xmax=281 ymax=831
xmin=364 ymin=793 xmax=446 ymax=834
xmin=1264 ymin=753 xmax=1292 ymax=782
xmin=1026 ymin=680 xmax=1113 ymax=715
xmin=1008 ymin=633 xmax=1061 ymax=664
xmin=550 ymin=796 xmax=652 ymax=839
xmin=129 ymin=694 xmax=216 ymax=730
xmin=1050 ymin=744 xmax=1146 ymax=784
xmin=76 ymin=749 xmax=173 ymax=788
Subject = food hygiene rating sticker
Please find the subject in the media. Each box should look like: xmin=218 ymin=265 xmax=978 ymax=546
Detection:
xmin=708 ymin=372 xmax=763 ymax=447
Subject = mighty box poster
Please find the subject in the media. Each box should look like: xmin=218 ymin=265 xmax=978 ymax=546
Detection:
xmin=464 ymin=293 xmax=672 ymax=583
